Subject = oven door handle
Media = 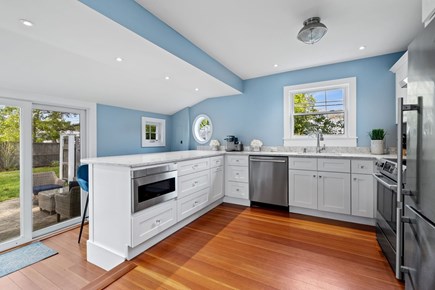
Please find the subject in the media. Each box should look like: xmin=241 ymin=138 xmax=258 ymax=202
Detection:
xmin=372 ymin=173 xmax=398 ymax=190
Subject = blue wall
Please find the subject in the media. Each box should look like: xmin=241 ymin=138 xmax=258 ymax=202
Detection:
xmin=187 ymin=53 xmax=403 ymax=149
xmin=97 ymin=104 xmax=172 ymax=157
xmin=80 ymin=0 xmax=243 ymax=92
xmin=171 ymin=107 xmax=191 ymax=151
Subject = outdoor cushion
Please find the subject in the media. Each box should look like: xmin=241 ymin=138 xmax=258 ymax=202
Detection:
xmin=33 ymin=184 xmax=63 ymax=195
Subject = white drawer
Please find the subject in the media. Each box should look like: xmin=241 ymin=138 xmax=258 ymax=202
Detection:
xmin=351 ymin=159 xmax=374 ymax=174
xmin=210 ymin=155 xmax=224 ymax=168
xmin=131 ymin=200 xmax=177 ymax=247
xmin=178 ymin=170 xmax=210 ymax=199
xmin=226 ymin=165 xmax=249 ymax=183
xmin=177 ymin=188 xmax=209 ymax=221
xmin=318 ymin=158 xmax=350 ymax=173
xmin=225 ymin=181 xmax=249 ymax=199
xmin=177 ymin=158 xmax=209 ymax=176
xmin=289 ymin=157 xmax=317 ymax=171
xmin=226 ymin=155 xmax=249 ymax=167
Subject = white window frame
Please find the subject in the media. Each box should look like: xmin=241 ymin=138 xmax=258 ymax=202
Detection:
xmin=283 ymin=77 xmax=357 ymax=147
xmin=141 ymin=117 xmax=166 ymax=147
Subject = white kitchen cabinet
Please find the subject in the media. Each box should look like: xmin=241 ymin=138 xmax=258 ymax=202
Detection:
xmin=289 ymin=170 xmax=317 ymax=209
xmin=225 ymin=181 xmax=249 ymax=199
xmin=351 ymin=174 xmax=374 ymax=218
xmin=350 ymin=159 xmax=375 ymax=218
xmin=210 ymin=155 xmax=224 ymax=168
xmin=289 ymin=157 xmax=317 ymax=171
xmin=423 ymin=0 xmax=435 ymax=26
xmin=131 ymin=199 xmax=177 ymax=247
xmin=225 ymin=154 xmax=249 ymax=205
xmin=177 ymin=158 xmax=210 ymax=176
xmin=390 ymin=52 xmax=408 ymax=124
xmin=178 ymin=169 xmax=210 ymax=199
xmin=209 ymin=166 xmax=224 ymax=202
xmin=177 ymin=188 xmax=209 ymax=221
xmin=317 ymin=171 xmax=351 ymax=215
xmin=318 ymin=158 xmax=350 ymax=173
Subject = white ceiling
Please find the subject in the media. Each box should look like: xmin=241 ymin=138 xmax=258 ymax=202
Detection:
xmin=0 ymin=0 xmax=239 ymax=115
xmin=137 ymin=0 xmax=423 ymax=79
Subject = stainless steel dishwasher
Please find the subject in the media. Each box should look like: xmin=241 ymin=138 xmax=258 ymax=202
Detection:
xmin=249 ymin=156 xmax=288 ymax=206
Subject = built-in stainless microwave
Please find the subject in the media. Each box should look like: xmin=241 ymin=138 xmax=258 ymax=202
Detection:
xmin=132 ymin=163 xmax=177 ymax=213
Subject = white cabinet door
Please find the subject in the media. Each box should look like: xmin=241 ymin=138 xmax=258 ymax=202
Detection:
xmin=226 ymin=155 xmax=249 ymax=166
xmin=177 ymin=188 xmax=209 ymax=221
xmin=225 ymin=181 xmax=249 ymax=199
xmin=131 ymin=200 xmax=177 ymax=247
xmin=178 ymin=170 xmax=210 ymax=199
xmin=210 ymin=166 xmax=224 ymax=202
xmin=177 ymin=158 xmax=210 ymax=176
xmin=289 ymin=170 xmax=317 ymax=209
xmin=351 ymin=174 xmax=374 ymax=218
xmin=318 ymin=171 xmax=351 ymax=214
xmin=226 ymin=166 xmax=249 ymax=183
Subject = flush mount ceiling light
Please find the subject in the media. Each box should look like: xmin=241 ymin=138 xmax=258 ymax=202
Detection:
xmin=297 ymin=17 xmax=327 ymax=44
xmin=359 ymin=45 xmax=366 ymax=50
xmin=115 ymin=57 xmax=123 ymax=62
xmin=20 ymin=19 xmax=34 ymax=27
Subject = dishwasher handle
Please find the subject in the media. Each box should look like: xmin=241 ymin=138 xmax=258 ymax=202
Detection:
xmin=250 ymin=158 xmax=286 ymax=163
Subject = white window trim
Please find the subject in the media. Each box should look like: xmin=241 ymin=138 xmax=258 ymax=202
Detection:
xmin=141 ymin=117 xmax=166 ymax=147
xmin=283 ymin=77 xmax=357 ymax=147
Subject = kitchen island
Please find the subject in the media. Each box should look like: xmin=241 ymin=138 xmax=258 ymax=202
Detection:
xmin=82 ymin=150 xmax=394 ymax=271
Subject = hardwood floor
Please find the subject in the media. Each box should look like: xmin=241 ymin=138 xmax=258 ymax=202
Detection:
xmin=0 ymin=204 xmax=404 ymax=289
xmin=108 ymin=204 xmax=404 ymax=290
xmin=0 ymin=225 xmax=106 ymax=289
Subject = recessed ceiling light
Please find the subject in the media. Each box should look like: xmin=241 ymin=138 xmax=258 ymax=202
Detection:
xmin=359 ymin=46 xmax=366 ymax=50
xmin=20 ymin=19 xmax=33 ymax=27
xmin=115 ymin=57 xmax=123 ymax=62
xmin=195 ymin=88 xmax=199 ymax=92
xmin=273 ymin=64 xmax=279 ymax=68
xmin=165 ymin=76 xmax=170 ymax=80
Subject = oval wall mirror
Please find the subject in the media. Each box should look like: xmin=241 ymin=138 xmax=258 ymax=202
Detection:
xmin=192 ymin=114 xmax=213 ymax=144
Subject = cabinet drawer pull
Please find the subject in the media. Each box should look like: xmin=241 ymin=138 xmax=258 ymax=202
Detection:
xmin=313 ymin=175 xmax=316 ymax=178
xmin=155 ymin=219 xmax=161 ymax=225
xmin=353 ymin=177 xmax=357 ymax=181
xmin=236 ymin=188 xmax=240 ymax=192
xmin=319 ymin=176 xmax=322 ymax=178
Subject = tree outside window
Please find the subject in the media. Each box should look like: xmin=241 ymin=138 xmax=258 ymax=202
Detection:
xmin=292 ymin=89 xmax=345 ymax=136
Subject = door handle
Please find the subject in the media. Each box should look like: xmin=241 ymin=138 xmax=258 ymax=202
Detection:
xmin=250 ymin=158 xmax=286 ymax=163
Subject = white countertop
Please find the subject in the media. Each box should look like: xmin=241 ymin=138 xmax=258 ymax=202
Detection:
xmin=82 ymin=150 xmax=396 ymax=168
xmin=81 ymin=150 xmax=225 ymax=168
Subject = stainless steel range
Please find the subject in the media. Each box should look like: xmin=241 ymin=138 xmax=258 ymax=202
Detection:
xmin=373 ymin=159 xmax=405 ymax=278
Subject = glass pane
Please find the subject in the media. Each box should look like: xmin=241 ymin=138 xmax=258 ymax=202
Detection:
xmin=146 ymin=133 xmax=150 ymax=139
xmin=293 ymin=89 xmax=344 ymax=113
xmin=0 ymin=105 xmax=21 ymax=243
xmin=293 ymin=113 xmax=345 ymax=135
xmin=150 ymin=133 xmax=156 ymax=140
xmin=32 ymin=108 xmax=80 ymax=232
xmin=150 ymin=125 xmax=156 ymax=133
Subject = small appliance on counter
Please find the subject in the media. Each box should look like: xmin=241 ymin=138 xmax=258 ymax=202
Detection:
xmin=224 ymin=135 xmax=243 ymax=151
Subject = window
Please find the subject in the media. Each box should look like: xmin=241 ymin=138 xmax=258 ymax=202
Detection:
xmin=192 ymin=114 xmax=213 ymax=144
xmin=283 ymin=77 xmax=356 ymax=146
xmin=141 ymin=117 xmax=165 ymax=147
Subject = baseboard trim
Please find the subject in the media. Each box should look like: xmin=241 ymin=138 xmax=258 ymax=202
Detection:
xmin=81 ymin=261 xmax=136 ymax=290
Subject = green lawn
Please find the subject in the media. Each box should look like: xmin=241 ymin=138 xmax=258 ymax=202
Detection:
xmin=0 ymin=166 xmax=60 ymax=202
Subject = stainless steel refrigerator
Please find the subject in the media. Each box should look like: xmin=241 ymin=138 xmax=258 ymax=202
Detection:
xmin=399 ymin=18 xmax=435 ymax=290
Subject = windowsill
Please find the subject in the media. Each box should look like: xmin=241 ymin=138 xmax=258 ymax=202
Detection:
xmin=142 ymin=142 xmax=165 ymax=147
xmin=284 ymin=137 xmax=357 ymax=147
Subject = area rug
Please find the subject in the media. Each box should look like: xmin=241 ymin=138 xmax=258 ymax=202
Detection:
xmin=0 ymin=242 xmax=58 ymax=277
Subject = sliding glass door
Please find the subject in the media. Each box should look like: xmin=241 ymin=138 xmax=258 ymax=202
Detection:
xmin=0 ymin=98 xmax=31 ymax=252
xmin=0 ymin=99 xmax=88 ymax=251
xmin=32 ymin=105 xmax=86 ymax=237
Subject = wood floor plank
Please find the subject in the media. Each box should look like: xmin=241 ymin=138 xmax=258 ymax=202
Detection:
xmin=108 ymin=203 xmax=403 ymax=290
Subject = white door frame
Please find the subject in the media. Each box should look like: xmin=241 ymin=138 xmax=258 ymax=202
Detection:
xmin=0 ymin=97 xmax=32 ymax=252
xmin=0 ymin=89 xmax=96 ymax=250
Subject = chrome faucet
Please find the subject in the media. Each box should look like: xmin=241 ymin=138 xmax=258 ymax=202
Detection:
xmin=316 ymin=131 xmax=325 ymax=153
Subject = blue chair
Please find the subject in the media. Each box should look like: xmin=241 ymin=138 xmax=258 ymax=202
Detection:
xmin=77 ymin=164 xmax=89 ymax=243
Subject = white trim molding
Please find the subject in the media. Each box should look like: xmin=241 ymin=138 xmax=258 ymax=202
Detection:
xmin=141 ymin=117 xmax=166 ymax=147
xmin=283 ymin=77 xmax=357 ymax=147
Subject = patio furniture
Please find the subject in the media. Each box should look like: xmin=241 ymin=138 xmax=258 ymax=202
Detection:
xmin=33 ymin=172 xmax=65 ymax=195
xmin=55 ymin=186 xmax=81 ymax=222
xmin=38 ymin=189 xmax=59 ymax=213
xmin=77 ymin=164 xmax=89 ymax=243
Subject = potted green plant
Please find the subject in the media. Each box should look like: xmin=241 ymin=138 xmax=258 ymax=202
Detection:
xmin=369 ymin=129 xmax=386 ymax=154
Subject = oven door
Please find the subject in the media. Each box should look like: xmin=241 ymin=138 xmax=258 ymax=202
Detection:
xmin=132 ymin=170 xmax=177 ymax=213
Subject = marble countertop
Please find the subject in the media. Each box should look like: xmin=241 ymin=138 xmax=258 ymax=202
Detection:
xmin=82 ymin=150 xmax=396 ymax=168
xmin=225 ymin=151 xmax=397 ymax=159
xmin=81 ymin=150 xmax=225 ymax=168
